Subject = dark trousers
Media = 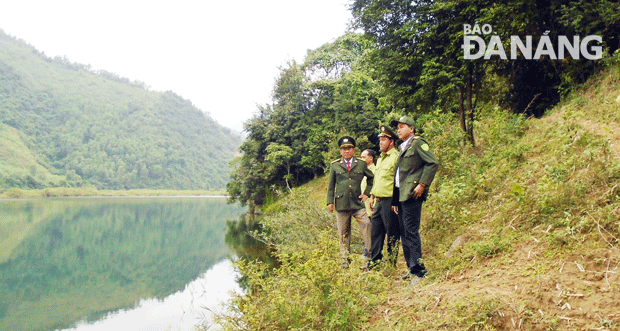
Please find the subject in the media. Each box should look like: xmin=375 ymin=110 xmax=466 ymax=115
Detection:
xmin=370 ymin=199 xmax=400 ymax=264
xmin=398 ymin=198 xmax=427 ymax=276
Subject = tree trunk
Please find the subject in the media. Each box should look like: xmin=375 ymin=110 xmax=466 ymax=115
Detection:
xmin=467 ymin=64 xmax=476 ymax=147
xmin=458 ymin=87 xmax=467 ymax=133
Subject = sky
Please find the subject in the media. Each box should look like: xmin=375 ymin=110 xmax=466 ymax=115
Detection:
xmin=0 ymin=0 xmax=353 ymax=133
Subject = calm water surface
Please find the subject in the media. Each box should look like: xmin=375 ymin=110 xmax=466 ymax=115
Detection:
xmin=0 ymin=196 xmax=246 ymax=331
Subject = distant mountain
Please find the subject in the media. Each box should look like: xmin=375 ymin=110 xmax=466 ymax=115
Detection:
xmin=0 ymin=30 xmax=241 ymax=191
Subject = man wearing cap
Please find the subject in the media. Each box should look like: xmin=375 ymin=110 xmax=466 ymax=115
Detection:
xmin=365 ymin=125 xmax=401 ymax=270
xmin=390 ymin=116 xmax=438 ymax=282
xmin=327 ymin=136 xmax=374 ymax=268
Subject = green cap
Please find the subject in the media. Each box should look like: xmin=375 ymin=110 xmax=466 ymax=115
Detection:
xmin=338 ymin=136 xmax=356 ymax=148
xmin=390 ymin=116 xmax=415 ymax=128
xmin=378 ymin=125 xmax=397 ymax=140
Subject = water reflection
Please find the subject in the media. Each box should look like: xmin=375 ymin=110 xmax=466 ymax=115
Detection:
xmin=224 ymin=213 xmax=279 ymax=290
xmin=60 ymin=259 xmax=240 ymax=331
xmin=0 ymin=197 xmax=245 ymax=331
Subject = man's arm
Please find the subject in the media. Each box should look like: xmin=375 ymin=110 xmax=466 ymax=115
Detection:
xmin=326 ymin=165 xmax=336 ymax=212
xmin=362 ymin=164 xmax=374 ymax=196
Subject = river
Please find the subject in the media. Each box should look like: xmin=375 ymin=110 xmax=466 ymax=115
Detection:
xmin=0 ymin=196 xmax=246 ymax=331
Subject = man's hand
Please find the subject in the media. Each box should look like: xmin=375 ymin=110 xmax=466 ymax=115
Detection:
xmin=368 ymin=195 xmax=375 ymax=211
xmin=413 ymin=183 xmax=425 ymax=199
xmin=328 ymin=204 xmax=335 ymax=213
xmin=359 ymin=194 xmax=369 ymax=202
xmin=392 ymin=206 xmax=398 ymax=215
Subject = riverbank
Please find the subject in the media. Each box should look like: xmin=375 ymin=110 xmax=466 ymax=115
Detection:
xmin=212 ymin=65 xmax=620 ymax=330
xmin=0 ymin=187 xmax=227 ymax=199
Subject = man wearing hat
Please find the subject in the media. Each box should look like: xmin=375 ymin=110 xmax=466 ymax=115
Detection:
xmin=365 ymin=125 xmax=401 ymax=270
xmin=390 ymin=116 xmax=439 ymax=282
xmin=327 ymin=136 xmax=374 ymax=268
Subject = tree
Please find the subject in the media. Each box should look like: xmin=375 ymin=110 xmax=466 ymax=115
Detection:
xmin=265 ymin=143 xmax=294 ymax=193
xmin=227 ymin=34 xmax=384 ymax=208
xmin=350 ymin=0 xmax=619 ymax=145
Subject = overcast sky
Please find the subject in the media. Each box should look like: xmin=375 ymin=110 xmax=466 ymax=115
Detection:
xmin=0 ymin=0 xmax=352 ymax=133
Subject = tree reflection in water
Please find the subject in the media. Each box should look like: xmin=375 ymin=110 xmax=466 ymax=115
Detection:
xmin=225 ymin=212 xmax=280 ymax=290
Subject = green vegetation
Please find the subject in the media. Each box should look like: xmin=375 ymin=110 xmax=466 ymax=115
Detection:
xmin=227 ymin=0 xmax=619 ymax=211
xmin=218 ymin=0 xmax=620 ymax=329
xmin=0 ymin=187 xmax=226 ymax=199
xmin=214 ymin=62 xmax=620 ymax=330
xmin=0 ymin=30 xmax=240 ymax=192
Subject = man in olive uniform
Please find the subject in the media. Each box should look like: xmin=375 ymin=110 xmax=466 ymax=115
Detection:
xmin=327 ymin=136 xmax=374 ymax=267
xmin=366 ymin=125 xmax=401 ymax=269
xmin=390 ymin=116 xmax=438 ymax=282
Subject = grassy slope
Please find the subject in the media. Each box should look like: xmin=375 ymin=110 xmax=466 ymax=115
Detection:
xmin=0 ymin=123 xmax=63 ymax=184
xmin=217 ymin=62 xmax=620 ymax=330
xmin=377 ymin=64 xmax=620 ymax=329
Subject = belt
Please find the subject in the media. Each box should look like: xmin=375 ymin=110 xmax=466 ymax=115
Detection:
xmin=375 ymin=197 xmax=391 ymax=202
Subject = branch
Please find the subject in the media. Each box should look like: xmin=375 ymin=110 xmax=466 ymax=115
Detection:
xmin=524 ymin=93 xmax=541 ymax=115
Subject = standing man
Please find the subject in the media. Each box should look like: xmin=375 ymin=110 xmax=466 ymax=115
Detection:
xmin=360 ymin=149 xmax=377 ymax=217
xmin=366 ymin=125 xmax=401 ymax=269
xmin=390 ymin=116 xmax=438 ymax=282
xmin=360 ymin=149 xmax=376 ymax=260
xmin=327 ymin=136 xmax=374 ymax=268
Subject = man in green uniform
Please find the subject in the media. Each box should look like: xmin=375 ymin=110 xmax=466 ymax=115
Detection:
xmin=327 ymin=136 xmax=374 ymax=267
xmin=390 ymin=116 xmax=438 ymax=282
xmin=366 ymin=125 xmax=401 ymax=269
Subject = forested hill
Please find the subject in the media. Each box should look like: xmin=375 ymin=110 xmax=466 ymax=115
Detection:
xmin=0 ymin=30 xmax=241 ymax=191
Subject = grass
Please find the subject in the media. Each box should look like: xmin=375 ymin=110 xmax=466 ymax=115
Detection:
xmin=0 ymin=187 xmax=227 ymax=199
xmin=210 ymin=61 xmax=620 ymax=330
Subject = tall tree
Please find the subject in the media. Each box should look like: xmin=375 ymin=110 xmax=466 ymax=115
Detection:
xmin=227 ymin=34 xmax=383 ymax=208
xmin=350 ymin=0 xmax=619 ymax=144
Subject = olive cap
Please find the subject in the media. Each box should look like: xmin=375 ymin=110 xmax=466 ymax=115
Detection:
xmin=390 ymin=115 xmax=415 ymax=128
xmin=378 ymin=125 xmax=397 ymax=140
xmin=338 ymin=136 xmax=356 ymax=148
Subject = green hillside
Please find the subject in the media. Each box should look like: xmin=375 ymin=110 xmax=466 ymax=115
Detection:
xmin=0 ymin=30 xmax=241 ymax=191
xmin=215 ymin=62 xmax=620 ymax=331
xmin=215 ymin=0 xmax=620 ymax=328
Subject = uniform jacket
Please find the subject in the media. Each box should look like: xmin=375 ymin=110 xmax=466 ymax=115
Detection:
xmin=370 ymin=147 xmax=399 ymax=198
xmin=392 ymin=136 xmax=438 ymax=203
xmin=327 ymin=157 xmax=374 ymax=211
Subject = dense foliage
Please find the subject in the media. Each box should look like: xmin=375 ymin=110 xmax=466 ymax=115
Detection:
xmin=227 ymin=33 xmax=387 ymax=211
xmin=228 ymin=0 xmax=619 ymax=208
xmin=0 ymin=30 xmax=240 ymax=191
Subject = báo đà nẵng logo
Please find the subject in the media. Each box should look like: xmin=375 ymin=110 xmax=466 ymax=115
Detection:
xmin=462 ymin=23 xmax=603 ymax=60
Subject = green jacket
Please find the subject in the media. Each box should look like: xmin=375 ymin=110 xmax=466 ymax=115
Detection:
xmin=327 ymin=157 xmax=374 ymax=211
xmin=370 ymin=147 xmax=399 ymax=198
xmin=392 ymin=136 xmax=438 ymax=203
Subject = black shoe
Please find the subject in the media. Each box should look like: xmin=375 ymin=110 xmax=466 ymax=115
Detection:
xmin=410 ymin=263 xmax=427 ymax=278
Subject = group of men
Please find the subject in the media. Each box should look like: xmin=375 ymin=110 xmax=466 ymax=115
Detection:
xmin=326 ymin=116 xmax=439 ymax=282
